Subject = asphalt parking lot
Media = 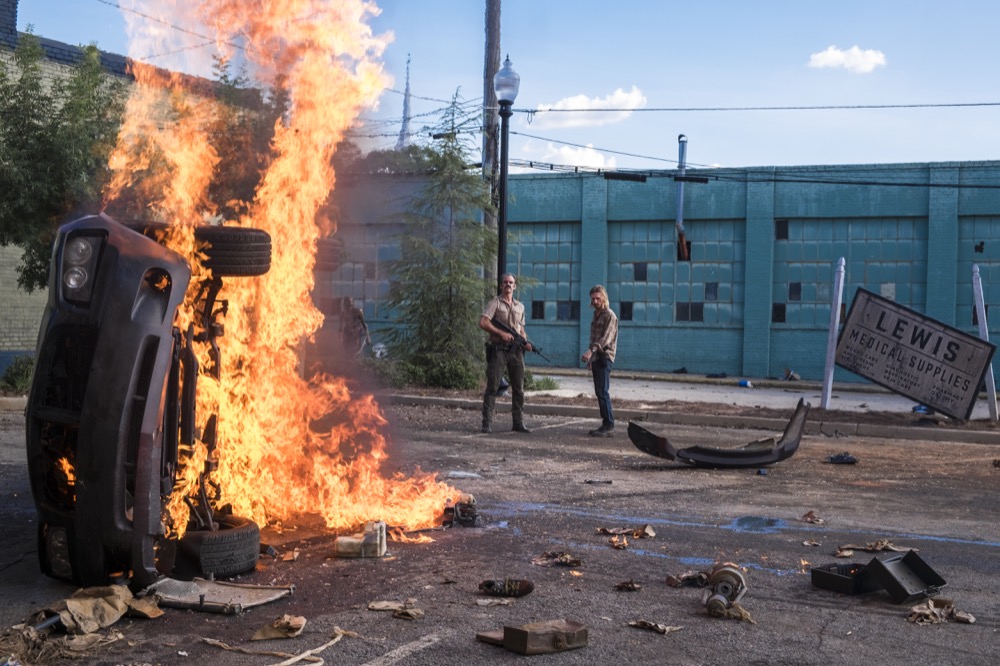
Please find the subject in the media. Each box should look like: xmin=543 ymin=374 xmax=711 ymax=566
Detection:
xmin=1 ymin=389 xmax=999 ymax=665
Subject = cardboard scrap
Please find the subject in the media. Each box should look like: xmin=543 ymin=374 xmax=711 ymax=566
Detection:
xmin=44 ymin=585 xmax=162 ymax=634
xmin=204 ymin=627 xmax=357 ymax=665
xmin=839 ymin=539 xmax=914 ymax=553
xmin=252 ymin=614 xmax=307 ymax=640
xmin=907 ymin=598 xmax=976 ymax=625
xmin=368 ymin=598 xmax=423 ymax=619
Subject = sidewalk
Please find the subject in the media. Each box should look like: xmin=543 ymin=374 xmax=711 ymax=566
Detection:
xmin=532 ymin=367 xmax=957 ymax=414
xmin=385 ymin=367 xmax=1000 ymax=445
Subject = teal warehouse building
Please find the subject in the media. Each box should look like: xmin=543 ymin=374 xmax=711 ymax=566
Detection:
xmin=326 ymin=161 xmax=1000 ymax=385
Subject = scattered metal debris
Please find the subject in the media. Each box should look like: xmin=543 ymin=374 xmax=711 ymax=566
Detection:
xmin=702 ymin=563 xmax=752 ymax=622
xmin=142 ymin=577 xmax=294 ymax=614
xmin=615 ymin=580 xmax=642 ymax=591
xmin=444 ymin=493 xmax=483 ymax=527
xmin=532 ymin=551 xmax=582 ymax=567
xmin=801 ymin=510 xmax=825 ymax=524
xmin=666 ymin=570 xmax=709 ymax=588
xmin=628 ymin=620 xmax=682 ymax=635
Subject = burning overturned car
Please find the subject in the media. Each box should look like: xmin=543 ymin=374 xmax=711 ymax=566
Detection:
xmin=25 ymin=213 xmax=271 ymax=589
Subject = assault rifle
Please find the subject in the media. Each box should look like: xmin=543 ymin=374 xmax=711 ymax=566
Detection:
xmin=491 ymin=316 xmax=552 ymax=363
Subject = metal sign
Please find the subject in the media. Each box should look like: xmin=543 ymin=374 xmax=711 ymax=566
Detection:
xmin=835 ymin=288 xmax=995 ymax=420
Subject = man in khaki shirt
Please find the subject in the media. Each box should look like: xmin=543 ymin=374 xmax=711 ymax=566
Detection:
xmin=479 ymin=274 xmax=533 ymax=433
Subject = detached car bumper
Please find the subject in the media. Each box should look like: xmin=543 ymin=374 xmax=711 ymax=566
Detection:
xmin=26 ymin=214 xmax=191 ymax=586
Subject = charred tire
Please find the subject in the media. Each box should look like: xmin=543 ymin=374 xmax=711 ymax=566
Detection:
xmin=121 ymin=222 xmax=272 ymax=277
xmin=315 ymin=237 xmax=342 ymax=271
xmin=176 ymin=514 xmax=260 ymax=578
xmin=195 ymin=226 xmax=271 ymax=277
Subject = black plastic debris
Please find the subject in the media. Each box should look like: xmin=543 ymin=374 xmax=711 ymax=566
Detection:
xmin=866 ymin=551 xmax=946 ymax=604
xmin=810 ymin=562 xmax=881 ymax=595
xmin=827 ymin=452 xmax=858 ymax=464
xmin=812 ymin=550 xmax=946 ymax=604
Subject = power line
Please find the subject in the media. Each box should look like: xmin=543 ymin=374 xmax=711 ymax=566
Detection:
xmin=512 ymin=130 xmax=685 ymax=166
xmin=517 ymin=101 xmax=1000 ymax=115
xmin=94 ymin=0 xmax=242 ymax=59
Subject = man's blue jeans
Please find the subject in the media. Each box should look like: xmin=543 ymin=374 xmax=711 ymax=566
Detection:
xmin=591 ymin=354 xmax=614 ymax=429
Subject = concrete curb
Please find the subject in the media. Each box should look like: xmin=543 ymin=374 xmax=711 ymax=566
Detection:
xmin=387 ymin=394 xmax=1000 ymax=446
xmin=0 ymin=396 xmax=26 ymax=412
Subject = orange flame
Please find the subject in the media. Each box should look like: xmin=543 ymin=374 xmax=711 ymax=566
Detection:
xmin=106 ymin=1 xmax=455 ymax=535
xmin=389 ymin=527 xmax=435 ymax=544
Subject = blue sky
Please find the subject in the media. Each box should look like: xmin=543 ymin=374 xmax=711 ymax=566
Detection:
xmin=18 ymin=1 xmax=1000 ymax=170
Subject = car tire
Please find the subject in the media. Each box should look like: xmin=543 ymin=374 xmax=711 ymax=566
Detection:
xmin=176 ymin=514 xmax=260 ymax=578
xmin=315 ymin=236 xmax=342 ymax=271
xmin=121 ymin=221 xmax=272 ymax=277
xmin=195 ymin=226 xmax=272 ymax=277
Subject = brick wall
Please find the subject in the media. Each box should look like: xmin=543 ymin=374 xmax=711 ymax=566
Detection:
xmin=0 ymin=246 xmax=45 ymax=372
xmin=0 ymin=0 xmax=16 ymax=49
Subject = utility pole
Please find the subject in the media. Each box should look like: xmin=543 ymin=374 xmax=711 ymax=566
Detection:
xmin=483 ymin=0 xmax=501 ymax=291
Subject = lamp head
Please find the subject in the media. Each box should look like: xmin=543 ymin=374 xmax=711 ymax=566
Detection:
xmin=493 ymin=55 xmax=520 ymax=105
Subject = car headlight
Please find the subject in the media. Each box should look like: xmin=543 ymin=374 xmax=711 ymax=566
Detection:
xmin=63 ymin=266 xmax=89 ymax=289
xmin=62 ymin=233 xmax=104 ymax=305
xmin=65 ymin=237 xmax=94 ymax=265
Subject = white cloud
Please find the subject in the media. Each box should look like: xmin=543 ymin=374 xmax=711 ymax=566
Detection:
xmin=808 ymin=45 xmax=886 ymax=74
xmin=539 ymin=143 xmax=616 ymax=170
xmin=530 ymin=86 xmax=647 ymax=129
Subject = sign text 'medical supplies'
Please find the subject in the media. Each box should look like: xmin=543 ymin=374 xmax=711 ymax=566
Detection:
xmin=835 ymin=288 xmax=995 ymax=420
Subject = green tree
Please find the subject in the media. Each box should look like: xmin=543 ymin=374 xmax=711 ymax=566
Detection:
xmin=383 ymin=95 xmax=496 ymax=388
xmin=0 ymin=32 xmax=127 ymax=291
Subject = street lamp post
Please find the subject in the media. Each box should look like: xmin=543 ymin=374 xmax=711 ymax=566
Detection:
xmin=493 ymin=55 xmax=519 ymax=291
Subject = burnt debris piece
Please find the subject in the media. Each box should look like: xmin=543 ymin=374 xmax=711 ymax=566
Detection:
xmin=628 ymin=398 xmax=811 ymax=468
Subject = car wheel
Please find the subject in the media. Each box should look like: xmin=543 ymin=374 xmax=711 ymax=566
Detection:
xmin=315 ymin=237 xmax=342 ymax=271
xmin=195 ymin=226 xmax=272 ymax=277
xmin=121 ymin=221 xmax=272 ymax=277
xmin=175 ymin=514 xmax=260 ymax=578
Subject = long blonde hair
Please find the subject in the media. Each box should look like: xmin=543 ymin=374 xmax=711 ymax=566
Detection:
xmin=590 ymin=284 xmax=608 ymax=309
